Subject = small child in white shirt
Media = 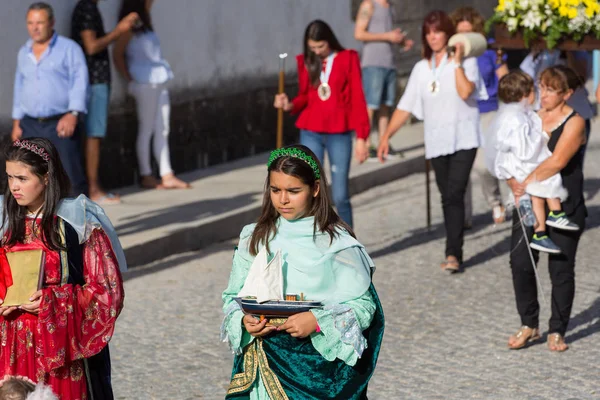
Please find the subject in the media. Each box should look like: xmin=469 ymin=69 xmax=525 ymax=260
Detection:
xmin=485 ymin=71 xmax=579 ymax=253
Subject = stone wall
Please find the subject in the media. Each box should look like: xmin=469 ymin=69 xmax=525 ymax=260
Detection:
xmin=351 ymin=0 xmax=498 ymax=75
xmin=1 ymin=0 xmax=501 ymax=190
xmin=101 ymin=78 xmax=301 ymax=188
xmin=106 ymin=0 xmax=500 ymax=189
xmin=0 ymin=0 xmax=357 ymax=190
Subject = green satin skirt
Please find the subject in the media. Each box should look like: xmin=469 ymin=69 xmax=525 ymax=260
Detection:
xmin=226 ymin=284 xmax=385 ymax=399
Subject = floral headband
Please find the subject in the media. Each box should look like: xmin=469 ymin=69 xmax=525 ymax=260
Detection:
xmin=13 ymin=140 xmax=50 ymax=162
xmin=267 ymin=147 xmax=321 ymax=179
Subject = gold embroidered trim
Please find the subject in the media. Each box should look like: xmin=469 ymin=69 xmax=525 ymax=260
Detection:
xmin=256 ymin=340 xmax=289 ymax=400
xmin=226 ymin=339 xmax=289 ymax=399
xmin=227 ymin=341 xmax=258 ymax=395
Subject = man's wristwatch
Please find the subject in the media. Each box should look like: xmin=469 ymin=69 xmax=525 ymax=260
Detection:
xmin=69 ymin=111 xmax=79 ymax=117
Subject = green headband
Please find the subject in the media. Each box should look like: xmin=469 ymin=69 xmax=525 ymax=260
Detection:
xmin=267 ymin=147 xmax=321 ymax=179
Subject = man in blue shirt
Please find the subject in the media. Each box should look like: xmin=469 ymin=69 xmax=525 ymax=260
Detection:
xmin=12 ymin=2 xmax=89 ymax=195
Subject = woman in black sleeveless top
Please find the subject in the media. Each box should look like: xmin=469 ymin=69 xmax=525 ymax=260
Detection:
xmin=506 ymin=65 xmax=587 ymax=352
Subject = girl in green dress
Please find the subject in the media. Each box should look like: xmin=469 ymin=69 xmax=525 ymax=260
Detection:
xmin=221 ymin=145 xmax=384 ymax=399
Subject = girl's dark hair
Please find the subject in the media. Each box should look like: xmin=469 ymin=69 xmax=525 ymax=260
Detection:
xmin=539 ymin=65 xmax=584 ymax=93
xmin=2 ymin=138 xmax=71 ymax=251
xmin=249 ymin=145 xmax=354 ymax=256
xmin=303 ymin=20 xmax=345 ymax=87
xmin=119 ymin=0 xmax=153 ymax=32
xmin=422 ymin=10 xmax=455 ymax=60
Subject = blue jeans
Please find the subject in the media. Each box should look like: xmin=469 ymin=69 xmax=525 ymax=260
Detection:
xmin=362 ymin=66 xmax=396 ymax=110
xmin=85 ymin=83 xmax=110 ymax=138
xmin=300 ymin=130 xmax=353 ymax=227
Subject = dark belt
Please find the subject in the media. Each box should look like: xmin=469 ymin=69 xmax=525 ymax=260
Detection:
xmin=24 ymin=114 xmax=63 ymax=123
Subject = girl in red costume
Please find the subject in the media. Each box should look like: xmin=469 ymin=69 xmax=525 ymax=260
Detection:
xmin=0 ymin=138 xmax=125 ymax=399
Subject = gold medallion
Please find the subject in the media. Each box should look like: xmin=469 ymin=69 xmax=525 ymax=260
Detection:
xmin=317 ymin=82 xmax=331 ymax=101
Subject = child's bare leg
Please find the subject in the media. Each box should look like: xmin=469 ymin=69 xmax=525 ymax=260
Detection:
xmin=531 ymin=196 xmax=547 ymax=232
xmin=546 ymin=198 xmax=562 ymax=213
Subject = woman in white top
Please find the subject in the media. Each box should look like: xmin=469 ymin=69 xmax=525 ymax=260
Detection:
xmin=377 ymin=10 xmax=486 ymax=272
xmin=114 ymin=0 xmax=189 ymax=190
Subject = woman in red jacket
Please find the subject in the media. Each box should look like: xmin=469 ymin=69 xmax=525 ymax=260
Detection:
xmin=274 ymin=20 xmax=370 ymax=228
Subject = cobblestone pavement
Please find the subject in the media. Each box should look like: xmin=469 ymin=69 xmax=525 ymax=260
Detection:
xmin=111 ymin=141 xmax=600 ymax=399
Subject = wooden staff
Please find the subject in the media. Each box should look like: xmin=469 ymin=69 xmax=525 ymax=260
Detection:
xmin=277 ymin=53 xmax=288 ymax=149
xmin=426 ymin=159 xmax=431 ymax=229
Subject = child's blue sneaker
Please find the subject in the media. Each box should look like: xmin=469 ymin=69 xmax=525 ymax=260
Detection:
xmin=530 ymin=233 xmax=561 ymax=254
xmin=546 ymin=211 xmax=579 ymax=231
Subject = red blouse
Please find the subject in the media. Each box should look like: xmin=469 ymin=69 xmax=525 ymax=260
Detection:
xmin=290 ymin=50 xmax=370 ymax=140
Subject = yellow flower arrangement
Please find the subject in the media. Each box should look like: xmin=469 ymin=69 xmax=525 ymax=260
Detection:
xmin=487 ymin=0 xmax=600 ymax=48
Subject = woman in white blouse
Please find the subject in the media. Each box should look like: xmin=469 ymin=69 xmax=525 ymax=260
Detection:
xmin=114 ymin=0 xmax=189 ymax=190
xmin=377 ymin=10 xmax=485 ymax=272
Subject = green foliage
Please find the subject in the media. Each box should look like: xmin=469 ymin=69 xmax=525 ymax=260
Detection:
xmin=486 ymin=0 xmax=600 ymax=50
